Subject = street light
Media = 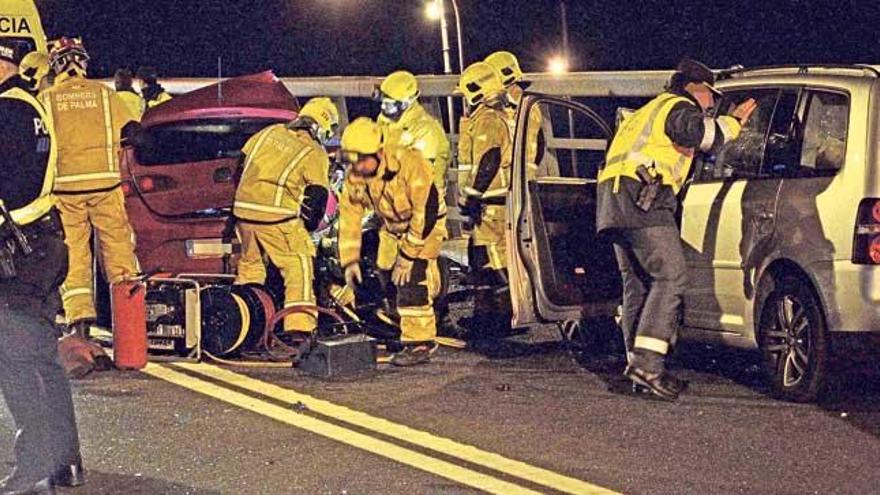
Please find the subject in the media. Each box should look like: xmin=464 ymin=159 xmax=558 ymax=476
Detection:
xmin=547 ymin=55 xmax=569 ymax=75
xmin=424 ymin=0 xmax=464 ymax=133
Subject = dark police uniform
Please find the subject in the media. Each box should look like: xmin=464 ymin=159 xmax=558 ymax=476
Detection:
xmin=0 ymin=73 xmax=82 ymax=492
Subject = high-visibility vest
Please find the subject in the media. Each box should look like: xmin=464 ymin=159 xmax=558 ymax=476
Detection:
xmin=145 ymin=91 xmax=172 ymax=109
xmin=39 ymin=75 xmax=136 ymax=193
xmin=233 ymin=125 xmax=329 ymax=224
xmin=599 ymin=92 xmax=741 ymax=194
xmin=380 ymin=102 xmax=451 ymax=195
xmin=0 ymin=87 xmax=56 ymax=226
xmin=338 ymin=145 xmax=447 ymax=267
xmin=459 ymin=104 xmax=511 ymax=203
xmin=116 ymin=90 xmax=144 ymax=120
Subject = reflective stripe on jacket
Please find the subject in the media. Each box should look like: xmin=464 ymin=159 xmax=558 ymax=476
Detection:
xmin=39 ymin=74 xmax=136 ymax=193
xmin=233 ymin=125 xmax=330 ymax=224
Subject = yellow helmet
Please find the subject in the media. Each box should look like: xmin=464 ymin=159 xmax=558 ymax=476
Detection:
xmin=375 ymin=70 xmax=419 ymax=121
xmin=457 ymin=62 xmax=505 ymax=107
xmin=339 ymin=117 xmax=383 ymax=164
xmin=485 ymin=51 xmax=523 ymax=87
xmin=0 ymin=0 xmax=48 ymax=63
xmin=19 ymin=50 xmax=49 ymax=90
xmin=295 ymin=97 xmax=340 ymax=145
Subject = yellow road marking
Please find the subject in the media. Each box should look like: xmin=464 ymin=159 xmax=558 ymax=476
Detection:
xmin=143 ymin=364 xmax=541 ymax=494
xmin=173 ymin=361 xmax=618 ymax=495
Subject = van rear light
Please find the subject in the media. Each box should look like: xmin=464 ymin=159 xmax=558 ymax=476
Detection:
xmin=133 ymin=175 xmax=174 ymax=194
xmin=852 ymin=198 xmax=880 ymax=264
xmin=120 ymin=180 xmax=133 ymax=197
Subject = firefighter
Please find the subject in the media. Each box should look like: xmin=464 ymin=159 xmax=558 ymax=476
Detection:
xmin=338 ymin=117 xmax=447 ymax=366
xmin=233 ymin=97 xmax=337 ymax=341
xmin=456 ymin=62 xmax=514 ymax=334
xmin=135 ymin=66 xmax=172 ymax=110
xmin=0 ymin=9 xmax=85 ymax=493
xmin=39 ymin=37 xmax=141 ymax=336
xmin=596 ymin=58 xmax=757 ymax=400
xmin=484 ymin=50 xmax=544 ymax=180
xmin=114 ymin=68 xmax=144 ymax=119
xmin=18 ymin=50 xmax=49 ymax=92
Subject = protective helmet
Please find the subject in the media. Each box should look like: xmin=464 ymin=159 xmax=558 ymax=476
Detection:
xmin=485 ymin=51 xmax=523 ymax=87
xmin=294 ymin=97 xmax=340 ymax=145
xmin=19 ymin=51 xmax=49 ymax=90
xmin=339 ymin=117 xmax=383 ymax=165
xmin=457 ymin=62 xmax=505 ymax=107
xmin=374 ymin=70 xmax=420 ymax=121
xmin=48 ymin=36 xmax=89 ymax=76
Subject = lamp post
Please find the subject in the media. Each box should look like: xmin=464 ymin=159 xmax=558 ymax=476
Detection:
xmin=425 ymin=0 xmax=464 ymax=133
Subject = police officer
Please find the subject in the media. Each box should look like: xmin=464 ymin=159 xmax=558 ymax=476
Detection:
xmin=134 ymin=66 xmax=172 ymax=110
xmin=596 ymin=58 xmax=757 ymax=400
xmin=233 ymin=98 xmax=337 ymax=342
xmin=484 ymin=51 xmax=544 ymax=180
xmin=456 ymin=62 xmax=514 ymax=335
xmin=338 ymin=118 xmax=448 ymax=366
xmin=0 ymin=31 xmax=85 ymax=495
xmin=39 ymin=37 xmax=141 ymax=336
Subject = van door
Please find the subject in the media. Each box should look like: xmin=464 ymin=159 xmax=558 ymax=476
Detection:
xmin=508 ymin=95 xmax=620 ymax=327
xmin=681 ymin=88 xmax=797 ymax=335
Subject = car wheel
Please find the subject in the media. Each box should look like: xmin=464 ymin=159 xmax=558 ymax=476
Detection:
xmin=757 ymin=276 xmax=828 ymax=402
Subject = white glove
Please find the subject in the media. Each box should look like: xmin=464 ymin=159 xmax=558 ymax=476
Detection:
xmin=344 ymin=263 xmax=362 ymax=290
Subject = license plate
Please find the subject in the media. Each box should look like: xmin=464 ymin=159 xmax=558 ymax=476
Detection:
xmin=185 ymin=239 xmax=238 ymax=259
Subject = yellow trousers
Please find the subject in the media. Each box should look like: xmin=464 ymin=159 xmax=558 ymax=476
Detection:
xmin=56 ymin=188 xmax=139 ymax=323
xmin=471 ymin=205 xmax=506 ymax=271
xmin=376 ymin=224 xmax=446 ymax=343
xmin=235 ymin=219 xmax=317 ymax=332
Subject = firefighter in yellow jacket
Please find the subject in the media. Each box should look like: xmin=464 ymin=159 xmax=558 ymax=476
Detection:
xmin=39 ymin=37 xmax=140 ymax=335
xmin=456 ymin=62 xmax=514 ymax=333
xmin=338 ymin=117 xmax=447 ymax=366
xmin=233 ymin=98 xmax=337 ymax=340
xmin=485 ymin=51 xmax=544 ymax=180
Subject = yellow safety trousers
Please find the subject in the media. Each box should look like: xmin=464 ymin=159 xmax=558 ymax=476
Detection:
xmin=235 ymin=219 xmax=317 ymax=332
xmin=57 ymin=188 xmax=139 ymax=323
xmin=377 ymin=225 xmax=446 ymax=343
xmin=471 ymin=205 xmax=506 ymax=271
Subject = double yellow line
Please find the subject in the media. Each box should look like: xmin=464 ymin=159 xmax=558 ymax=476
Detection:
xmin=144 ymin=362 xmax=619 ymax=495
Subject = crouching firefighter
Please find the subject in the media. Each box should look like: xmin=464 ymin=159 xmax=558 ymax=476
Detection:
xmin=0 ymin=32 xmax=86 ymax=493
xmin=338 ymin=118 xmax=448 ymax=366
xmin=456 ymin=62 xmax=514 ymax=334
xmin=233 ymin=97 xmax=337 ymax=345
xmin=596 ymin=57 xmax=757 ymax=401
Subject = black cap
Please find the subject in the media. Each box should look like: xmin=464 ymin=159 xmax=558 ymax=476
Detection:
xmin=0 ymin=37 xmax=37 ymax=65
xmin=676 ymin=57 xmax=721 ymax=95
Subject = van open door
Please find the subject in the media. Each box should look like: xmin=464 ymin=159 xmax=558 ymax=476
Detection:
xmin=508 ymin=95 xmax=622 ymax=328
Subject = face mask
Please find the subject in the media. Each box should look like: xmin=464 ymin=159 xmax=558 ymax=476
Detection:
xmin=380 ymin=98 xmax=409 ymax=121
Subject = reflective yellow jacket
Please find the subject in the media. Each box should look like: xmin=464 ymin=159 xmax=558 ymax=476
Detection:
xmin=459 ymin=104 xmax=511 ymax=204
xmin=145 ymin=91 xmax=172 ymax=109
xmin=116 ymin=90 xmax=144 ymax=120
xmin=0 ymin=86 xmax=56 ymax=226
xmin=234 ymin=125 xmax=330 ymax=224
xmin=599 ymin=92 xmax=742 ymax=194
xmin=504 ymin=101 xmax=543 ymax=180
xmin=39 ymin=73 xmax=137 ymax=193
xmin=338 ymin=145 xmax=447 ymax=267
xmin=380 ymin=102 xmax=451 ymax=197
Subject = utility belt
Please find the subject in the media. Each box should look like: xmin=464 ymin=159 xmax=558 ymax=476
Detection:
xmin=0 ymin=209 xmax=63 ymax=280
xmin=599 ymin=161 xmax=664 ymax=212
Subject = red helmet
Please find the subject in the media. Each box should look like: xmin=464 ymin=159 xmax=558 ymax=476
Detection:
xmin=48 ymin=36 xmax=89 ymax=76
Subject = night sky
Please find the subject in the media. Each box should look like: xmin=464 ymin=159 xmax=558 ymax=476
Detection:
xmin=36 ymin=0 xmax=880 ymax=79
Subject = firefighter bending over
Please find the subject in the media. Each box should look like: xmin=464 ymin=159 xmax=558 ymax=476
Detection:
xmin=233 ymin=97 xmax=337 ymax=343
xmin=338 ymin=118 xmax=448 ymax=366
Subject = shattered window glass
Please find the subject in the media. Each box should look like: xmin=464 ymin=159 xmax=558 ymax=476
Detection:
xmin=800 ymin=91 xmax=848 ymax=173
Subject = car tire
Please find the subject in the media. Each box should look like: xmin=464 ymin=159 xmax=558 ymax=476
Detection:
xmin=757 ymin=276 xmax=828 ymax=402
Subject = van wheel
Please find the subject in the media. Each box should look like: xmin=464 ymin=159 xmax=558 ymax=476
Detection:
xmin=757 ymin=277 xmax=828 ymax=402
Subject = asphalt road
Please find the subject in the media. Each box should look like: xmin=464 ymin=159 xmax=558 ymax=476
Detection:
xmin=2 ymin=289 xmax=880 ymax=495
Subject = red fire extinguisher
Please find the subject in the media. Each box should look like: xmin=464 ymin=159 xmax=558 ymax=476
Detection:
xmin=111 ymin=280 xmax=148 ymax=369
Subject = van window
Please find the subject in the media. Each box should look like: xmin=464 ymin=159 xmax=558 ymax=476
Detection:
xmin=763 ymin=88 xmax=802 ymax=175
xmin=694 ymin=89 xmax=779 ymax=181
xmin=134 ymin=118 xmax=281 ymax=166
xmin=799 ymin=91 xmax=848 ymax=174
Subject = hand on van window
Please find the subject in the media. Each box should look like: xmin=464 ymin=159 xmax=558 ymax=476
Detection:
xmin=730 ymin=98 xmax=758 ymax=126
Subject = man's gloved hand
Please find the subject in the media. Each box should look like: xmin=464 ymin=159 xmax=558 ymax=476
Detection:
xmin=344 ymin=263 xmax=362 ymax=290
xmin=391 ymin=257 xmax=415 ymax=286
xmin=731 ymin=98 xmax=758 ymax=126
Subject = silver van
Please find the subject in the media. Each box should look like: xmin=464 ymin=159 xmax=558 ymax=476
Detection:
xmin=506 ymin=65 xmax=877 ymax=401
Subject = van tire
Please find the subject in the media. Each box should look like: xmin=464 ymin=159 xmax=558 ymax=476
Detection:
xmin=757 ymin=276 xmax=828 ymax=402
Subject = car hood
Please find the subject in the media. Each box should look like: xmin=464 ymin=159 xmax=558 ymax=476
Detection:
xmin=141 ymin=71 xmax=300 ymax=127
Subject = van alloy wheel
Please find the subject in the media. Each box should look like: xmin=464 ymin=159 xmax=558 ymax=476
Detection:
xmin=763 ymin=294 xmax=811 ymax=388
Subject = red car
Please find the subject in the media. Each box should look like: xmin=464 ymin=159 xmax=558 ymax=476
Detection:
xmin=120 ymin=71 xmax=300 ymax=274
